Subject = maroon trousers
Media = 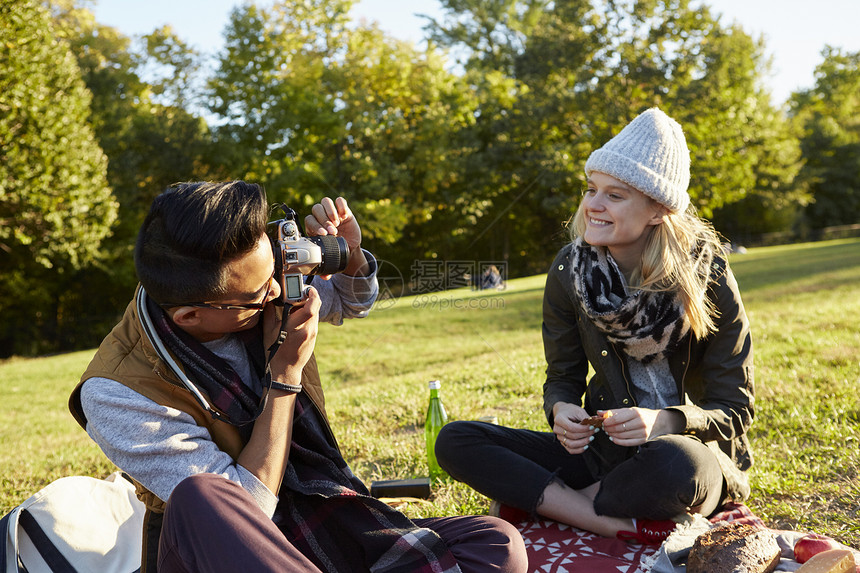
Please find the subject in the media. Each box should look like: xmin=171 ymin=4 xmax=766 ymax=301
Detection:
xmin=158 ymin=474 xmax=528 ymax=573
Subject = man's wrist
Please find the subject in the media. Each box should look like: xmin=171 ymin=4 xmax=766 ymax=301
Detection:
xmin=344 ymin=246 xmax=370 ymax=277
xmin=266 ymin=363 xmax=303 ymax=393
xmin=270 ymin=380 xmax=302 ymax=393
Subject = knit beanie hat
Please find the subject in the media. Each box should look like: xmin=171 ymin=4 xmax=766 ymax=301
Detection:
xmin=584 ymin=107 xmax=691 ymax=213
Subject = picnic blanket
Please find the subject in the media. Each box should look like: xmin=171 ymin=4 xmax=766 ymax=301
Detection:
xmin=502 ymin=503 xmax=860 ymax=573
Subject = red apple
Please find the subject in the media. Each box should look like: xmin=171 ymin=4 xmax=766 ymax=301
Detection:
xmin=794 ymin=533 xmax=842 ymax=563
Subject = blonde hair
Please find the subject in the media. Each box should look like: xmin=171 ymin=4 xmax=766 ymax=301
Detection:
xmin=568 ymin=203 xmax=724 ymax=340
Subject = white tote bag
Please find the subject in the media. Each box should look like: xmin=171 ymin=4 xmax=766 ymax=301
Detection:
xmin=2 ymin=472 xmax=145 ymax=573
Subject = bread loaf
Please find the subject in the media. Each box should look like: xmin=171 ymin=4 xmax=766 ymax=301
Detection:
xmin=686 ymin=521 xmax=781 ymax=573
xmin=795 ymin=549 xmax=855 ymax=573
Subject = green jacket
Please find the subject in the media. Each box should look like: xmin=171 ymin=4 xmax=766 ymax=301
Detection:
xmin=541 ymin=244 xmax=754 ymax=502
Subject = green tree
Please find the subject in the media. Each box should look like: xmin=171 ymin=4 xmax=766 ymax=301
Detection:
xmin=790 ymin=47 xmax=860 ymax=232
xmin=0 ymin=0 xmax=117 ymax=356
xmin=325 ymin=26 xmax=479 ymax=264
xmin=675 ymin=21 xmax=806 ymax=241
xmin=139 ymin=25 xmax=203 ymax=111
xmin=425 ymin=0 xmax=592 ymax=275
xmin=49 ymin=0 xmax=215 ymax=348
xmin=56 ymin=10 xmax=214 ymax=240
xmin=426 ymin=0 xmax=550 ymax=74
xmin=208 ymin=1 xmax=481 ymax=280
xmin=426 ymin=0 xmax=804 ymax=266
xmin=208 ymin=0 xmax=352 ymax=193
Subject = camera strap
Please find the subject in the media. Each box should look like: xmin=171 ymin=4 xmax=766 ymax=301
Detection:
xmin=266 ymin=307 xmax=290 ymax=359
xmin=136 ymin=287 xmax=243 ymax=423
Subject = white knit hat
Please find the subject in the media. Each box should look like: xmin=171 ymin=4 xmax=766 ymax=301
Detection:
xmin=584 ymin=107 xmax=691 ymax=213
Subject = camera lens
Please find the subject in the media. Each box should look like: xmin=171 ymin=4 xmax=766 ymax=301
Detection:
xmin=309 ymin=235 xmax=350 ymax=275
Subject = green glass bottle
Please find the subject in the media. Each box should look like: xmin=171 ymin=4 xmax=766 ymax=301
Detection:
xmin=425 ymin=380 xmax=449 ymax=482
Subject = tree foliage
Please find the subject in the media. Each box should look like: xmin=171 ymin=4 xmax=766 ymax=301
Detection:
xmin=46 ymin=0 xmax=216 ymax=352
xmin=208 ymin=0 xmax=481 ymax=276
xmin=53 ymin=2 xmax=214 ymax=248
xmin=424 ymin=0 xmax=802 ymax=269
xmin=790 ymin=47 xmax=860 ymax=231
xmin=0 ymin=0 xmax=117 ymax=355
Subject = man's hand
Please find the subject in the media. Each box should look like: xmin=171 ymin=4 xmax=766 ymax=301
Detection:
xmin=552 ymin=402 xmax=598 ymax=454
xmin=304 ymin=197 xmax=369 ymax=277
xmin=305 ymin=196 xmax=361 ymax=251
xmin=263 ymin=287 xmax=320 ymax=385
xmin=240 ymin=288 xmax=320 ymax=494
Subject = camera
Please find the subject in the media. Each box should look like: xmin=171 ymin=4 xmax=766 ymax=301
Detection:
xmin=268 ymin=204 xmax=350 ymax=304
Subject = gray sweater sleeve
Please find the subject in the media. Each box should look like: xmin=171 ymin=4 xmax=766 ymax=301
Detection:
xmin=80 ymin=378 xmax=279 ymax=517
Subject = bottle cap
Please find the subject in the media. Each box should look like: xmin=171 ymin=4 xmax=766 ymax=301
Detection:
xmin=428 ymin=380 xmax=441 ymax=390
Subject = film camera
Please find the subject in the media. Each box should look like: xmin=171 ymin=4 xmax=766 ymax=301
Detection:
xmin=268 ymin=204 xmax=350 ymax=303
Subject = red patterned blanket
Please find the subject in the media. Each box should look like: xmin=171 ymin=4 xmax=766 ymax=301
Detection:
xmin=507 ymin=503 xmax=766 ymax=573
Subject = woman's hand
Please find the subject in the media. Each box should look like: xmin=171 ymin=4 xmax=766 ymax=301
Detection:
xmin=602 ymin=407 xmax=684 ymax=446
xmin=552 ymin=402 xmax=599 ymax=454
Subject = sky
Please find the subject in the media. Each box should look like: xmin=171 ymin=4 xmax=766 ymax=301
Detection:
xmin=89 ymin=0 xmax=860 ymax=106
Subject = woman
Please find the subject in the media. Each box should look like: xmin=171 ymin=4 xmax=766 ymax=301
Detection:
xmin=435 ymin=108 xmax=754 ymax=545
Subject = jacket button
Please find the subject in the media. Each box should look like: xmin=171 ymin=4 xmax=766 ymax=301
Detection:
xmin=601 ymin=350 xmax=608 ymax=357
xmin=622 ymin=399 xmax=630 ymax=405
xmin=558 ymin=264 xmax=564 ymax=271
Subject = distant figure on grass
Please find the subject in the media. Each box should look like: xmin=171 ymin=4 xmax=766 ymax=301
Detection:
xmin=69 ymin=181 xmax=527 ymax=573
xmin=436 ymin=108 xmax=755 ymax=545
xmin=479 ymin=265 xmax=503 ymax=290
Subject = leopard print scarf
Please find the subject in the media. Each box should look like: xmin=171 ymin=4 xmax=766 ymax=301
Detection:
xmin=570 ymin=238 xmax=689 ymax=363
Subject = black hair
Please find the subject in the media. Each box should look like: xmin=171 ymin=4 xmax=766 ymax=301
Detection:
xmin=134 ymin=181 xmax=269 ymax=305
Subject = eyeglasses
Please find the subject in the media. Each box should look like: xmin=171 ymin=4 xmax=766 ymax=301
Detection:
xmin=161 ymin=269 xmax=276 ymax=311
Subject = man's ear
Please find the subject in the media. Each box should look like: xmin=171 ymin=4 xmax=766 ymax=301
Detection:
xmin=169 ymin=306 xmax=202 ymax=328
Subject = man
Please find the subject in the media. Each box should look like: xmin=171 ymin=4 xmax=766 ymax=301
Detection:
xmin=69 ymin=181 xmax=526 ymax=573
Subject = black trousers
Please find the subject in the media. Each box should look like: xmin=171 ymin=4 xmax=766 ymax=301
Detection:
xmin=435 ymin=421 xmax=726 ymax=521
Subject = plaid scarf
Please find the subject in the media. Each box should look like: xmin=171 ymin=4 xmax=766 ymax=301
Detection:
xmin=570 ymin=238 xmax=689 ymax=364
xmin=147 ymin=297 xmax=460 ymax=572
xmin=277 ymin=394 xmax=461 ymax=573
xmin=147 ymin=296 xmax=265 ymax=427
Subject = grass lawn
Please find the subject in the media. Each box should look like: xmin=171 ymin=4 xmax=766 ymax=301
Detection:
xmin=2 ymin=238 xmax=859 ymax=547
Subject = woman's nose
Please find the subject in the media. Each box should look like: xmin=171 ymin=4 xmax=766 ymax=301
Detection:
xmin=586 ymin=191 xmax=607 ymax=210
